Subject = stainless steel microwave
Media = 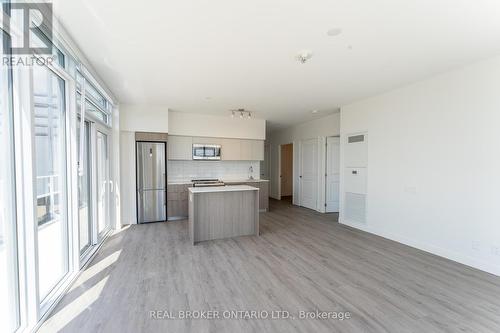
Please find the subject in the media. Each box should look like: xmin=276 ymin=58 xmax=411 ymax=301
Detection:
xmin=192 ymin=144 xmax=221 ymax=160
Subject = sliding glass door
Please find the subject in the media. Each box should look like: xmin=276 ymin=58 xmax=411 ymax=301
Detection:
xmin=33 ymin=63 xmax=69 ymax=302
xmin=96 ymin=129 xmax=111 ymax=238
xmin=77 ymin=119 xmax=92 ymax=256
xmin=0 ymin=28 xmax=20 ymax=333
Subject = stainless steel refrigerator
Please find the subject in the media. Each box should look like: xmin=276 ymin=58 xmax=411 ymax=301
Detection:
xmin=136 ymin=142 xmax=167 ymax=223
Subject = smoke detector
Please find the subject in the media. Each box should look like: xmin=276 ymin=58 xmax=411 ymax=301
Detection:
xmin=296 ymin=50 xmax=313 ymax=64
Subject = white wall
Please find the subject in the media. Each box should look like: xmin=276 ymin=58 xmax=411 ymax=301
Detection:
xmin=120 ymin=105 xmax=169 ymax=132
xmin=169 ymin=111 xmax=265 ymax=140
xmin=267 ymin=113 xmax=341 ymax=210
xmin=340 ymin=55 xmax=500 ymax=276
xmin=119 ymin=131 xmax=137 ymax=225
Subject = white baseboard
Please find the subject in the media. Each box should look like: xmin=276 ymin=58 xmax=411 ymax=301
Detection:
xmin=339 ymin=217 xmax=500 ymax=277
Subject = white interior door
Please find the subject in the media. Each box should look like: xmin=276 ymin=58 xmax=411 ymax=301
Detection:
xmin=300 ymin=138 xmax=318 ymax=210
xmin=326 ymin=137 xmax=340 ymax=212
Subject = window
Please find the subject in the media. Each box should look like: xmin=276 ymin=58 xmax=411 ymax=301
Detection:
xmin=0 ymin=5 xmax=115 ymax=330
xmin=85 ymin=81 xmax=107 ymax=111
xmin=75 ymin=72 xmax=112 ymax=126
xmin=86 ymin=99 xmax=108 ymax=124
xmin=33 ymin=63 xmax=70 ymax=302
xmin=0 ymin=28 xmax=20 ymax=332
xmin=31 ymin=26 xmax=65 ymax=67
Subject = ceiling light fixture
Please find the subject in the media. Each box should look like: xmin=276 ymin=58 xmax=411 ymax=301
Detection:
xmin=230 ymin=108 xmax=253 ymax=120
xmin=296 ymin=50 xmax=313 ymax=64
xmin=312 ymin=110 xmax=318 ymax=114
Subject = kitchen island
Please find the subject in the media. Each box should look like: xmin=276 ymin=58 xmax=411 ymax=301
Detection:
xmin=188 ymin=185 xmax=259 ymax=244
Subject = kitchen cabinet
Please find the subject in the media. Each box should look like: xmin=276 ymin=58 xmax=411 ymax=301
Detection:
xmin=192 ymin=137 xmax=222 ymax=145
xmin=167 ymin=183 xmax=192 ymax=219
xmin=221 ymin=138 xmax=241 ymax=160
xmin=240 ymin=140 xmax=252 ymax=160
xmin=168 ymin=136 xmax=192 ymax=160
xmin=167 ymin=135 xmax=264 ymax=161
xmin=251 ymin=140 xmax=264 ymax=161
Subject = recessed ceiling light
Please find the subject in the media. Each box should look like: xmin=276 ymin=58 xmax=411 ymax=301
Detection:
xmin=312 ymin=110 xmax=318 ymax=114
xmin=327 ymin=28 xmax=342 ymax=37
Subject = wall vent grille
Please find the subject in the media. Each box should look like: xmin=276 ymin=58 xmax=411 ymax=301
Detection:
xmin=348 ymin=135 xmax=365 ymax=143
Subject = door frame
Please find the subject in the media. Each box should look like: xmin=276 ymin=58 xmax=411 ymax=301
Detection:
xmin=298 ymin=138 xmax=319 ymax=211
xmin=325 ymin=136 xmax=341 ymax=213
xmin=77 ymin=118 xmax=94 ymax=260
xmin=135 ymin=140 xmax=168 ymax=224
xmin=95 ymin=123 xmax=112 ymax=240
xmin=278 ymin=143 xmax=294 ymax=201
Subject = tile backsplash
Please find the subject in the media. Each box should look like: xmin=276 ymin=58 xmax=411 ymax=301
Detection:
xmin=168 ymin=160 xmax=260 ymax=181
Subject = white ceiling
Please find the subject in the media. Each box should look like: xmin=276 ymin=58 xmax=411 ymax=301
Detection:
xmin=53 ymin=0 xmax=500 ymax=130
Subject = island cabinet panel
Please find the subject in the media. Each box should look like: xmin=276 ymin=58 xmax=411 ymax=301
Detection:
xmin=188 ymin=186 xmax=259 ymax=244
xmin=224 ymin=181 xmax=269 ymax=211
xmin=167 ymin=183 xmax=192 ymax=219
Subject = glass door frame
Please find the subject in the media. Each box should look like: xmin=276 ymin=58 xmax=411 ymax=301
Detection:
xmin=94 ymin=122 xmax=112 ymax=242
xmin=77 ymin=118 xmax=94 ymax=260
xmin=28 ymin=55 xmax=80 ymax=318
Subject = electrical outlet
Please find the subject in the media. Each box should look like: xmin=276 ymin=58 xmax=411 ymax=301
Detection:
xmin=471 ymin=241 xmax=480 ymax=251
xmin=491 ymin=246 xmax=500 ymax=256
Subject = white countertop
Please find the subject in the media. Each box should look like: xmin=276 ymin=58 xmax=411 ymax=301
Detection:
xmin=169 ymin=179 xmax=269 ymax=185
xmin=188 ymin=185 xmax=259 ymax=193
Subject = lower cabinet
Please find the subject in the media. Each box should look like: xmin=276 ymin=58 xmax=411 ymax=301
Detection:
xmin=167 ymin=183 xmax=192 ymax=219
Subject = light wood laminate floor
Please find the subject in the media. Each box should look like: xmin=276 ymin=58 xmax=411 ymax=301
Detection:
xmin=40 ymin=199 xmax=500 ymax=333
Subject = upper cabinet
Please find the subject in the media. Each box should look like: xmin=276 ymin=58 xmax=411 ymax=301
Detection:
xmin=168 ymin=135 xmax=264 ymax=161
xmin=239 ymin=140 xmax=252 ymax=160
xmin=231 ymin=139 xmax=264 ymax=161
xmin=192 ymin=137 xmax=222 ymax=145
xmin=251 ymin=140 xmax=264 ymax=161
xmin=221 ymin=138 xmax=240 ymax=160
xmin=168 ymin=136 xmax=192 ymax=160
